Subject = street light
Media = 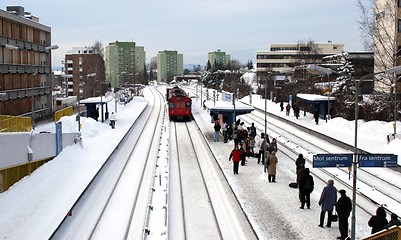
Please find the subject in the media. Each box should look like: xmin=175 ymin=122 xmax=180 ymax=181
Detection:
xmin=349 ymin=65 xmax=401 ymax=240
xmin=262 ymin=70 xmax=292 ymax=161
xmin=307 ymin=64 xmax=333 ymax=122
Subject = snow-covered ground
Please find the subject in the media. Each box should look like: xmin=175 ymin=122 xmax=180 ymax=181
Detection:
xmin=0 ymin=86 xmax=399 ymax=239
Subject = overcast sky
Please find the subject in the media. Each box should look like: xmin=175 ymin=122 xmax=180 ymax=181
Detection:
xmin=1 ymin=0 xmax=371 ymax=67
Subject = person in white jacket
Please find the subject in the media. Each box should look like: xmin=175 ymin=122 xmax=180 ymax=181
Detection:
xmin=110 ymin=112 xmax=117 ymax=129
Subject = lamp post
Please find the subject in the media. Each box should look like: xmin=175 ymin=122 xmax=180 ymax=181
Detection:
xmin=262 ymin=70 xmax=291 ymax=160
xmin=349 ymin=65 xmax=401 ymax=240
xmin=307 ymin=64 xmax=333 ymax=122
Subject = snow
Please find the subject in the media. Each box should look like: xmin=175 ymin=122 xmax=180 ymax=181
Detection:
xmin=0 ymin=85 xmax=400 ymax=239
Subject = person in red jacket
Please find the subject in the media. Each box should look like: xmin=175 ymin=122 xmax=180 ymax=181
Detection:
xmin=229 ymin=144 xmax=242 ymax=174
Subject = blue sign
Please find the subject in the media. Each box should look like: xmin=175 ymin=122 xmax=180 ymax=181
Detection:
xmin=358 ymin=154 xmax=398 ymax=167
xmin=55 ymin=121 xmax=63 ymax=155
xmin=313 ymin=154 xmax=353 ymax=168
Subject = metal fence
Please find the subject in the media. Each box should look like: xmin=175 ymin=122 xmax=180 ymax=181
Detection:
xmin=362 ymin=226 xmax=401 ymax=240
xmin=54 ymin=106 xmax=73 ymax=123
xmin=0 ymin=115 xmax=32 ymax=132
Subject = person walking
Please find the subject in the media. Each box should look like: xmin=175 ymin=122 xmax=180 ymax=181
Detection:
xmin=267 ymin=150 xmax=278 ymax=182
xmin=299 ymin=168 xmax=314 ymax=209
xmin=110 ymin=112 xmax=117 ymax=129
xmin=280 ymin=101 xmax=284 ymax=112
xmin=368 ymin=206 xmax=388 ymax=234
xmin=229 ymin=145 xmax=242 ymax=174
xmin=385 ymin=213 xmax=401 ymax=229
xmin=213 ymin=120 xmax=221 ymax=142
xmin=335 ymin=189 xmax=352 ymax=240
xmin=318 ymin=179 xmax=337 ymax=228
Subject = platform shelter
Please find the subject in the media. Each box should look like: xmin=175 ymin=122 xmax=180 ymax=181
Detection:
xmin=296 ymin=93 xmax=336 ymax=120
xmin=80 ymin=95 xmax=114 ymax=122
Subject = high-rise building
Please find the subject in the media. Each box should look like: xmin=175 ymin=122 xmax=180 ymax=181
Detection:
xmin=0 ymin=6 xmax=56 ymax=121
xmin=64 ymin=46 xmax=105 ymax=99
xmin=105 ymin=41 xmax=146 ymax=88
xmin=374 ymin=0 xmax=400 ymax=96
xmin=208 ymin=49 xmax=231 ymax=67
xmin=157 ymin=50 xmax=183 ymax=82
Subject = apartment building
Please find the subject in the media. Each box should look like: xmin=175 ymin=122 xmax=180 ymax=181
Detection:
xmin=157 ymin=50 xmax=183 ymax=82
xmin=105 ymin=41 xmax=146 ymax=88
xmin=256 ymin=42 xmax=344 ymax=87
xmin=64 ymin=46 xmax=105 ymax=100
xmin=0 ymin=6 xmax=56 ymax=121
xmin=374 ymin=0 xmax=401 ymax=96
xmin=208 ymin=49 xmax=231 ymax=67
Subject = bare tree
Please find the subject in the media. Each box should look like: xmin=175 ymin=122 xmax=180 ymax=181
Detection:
xmin=92 ymin=40 xmax=104 ymax=59
xmin=358 ymin=0 xmax=398 ymax=94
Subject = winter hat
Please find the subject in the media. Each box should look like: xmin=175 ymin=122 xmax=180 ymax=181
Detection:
xmin=339 ymin=189 xmax=346 ymax=194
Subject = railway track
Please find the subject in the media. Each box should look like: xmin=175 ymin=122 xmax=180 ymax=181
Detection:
xmin=51 ymin=87 xmax=165 ymax=239
xmin=169 ymin=120 xmax=257 ymax=240
xmin=240 ymin=107 xmax=401 ymax=217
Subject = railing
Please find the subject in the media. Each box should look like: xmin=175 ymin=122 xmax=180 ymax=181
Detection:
xmin=0 ymin=115 xmax=32 ymax=132
xmin=362 ymin=226 xmax=401 ymax=240
xmin=54 ymin=106 xmax=73 ymax=123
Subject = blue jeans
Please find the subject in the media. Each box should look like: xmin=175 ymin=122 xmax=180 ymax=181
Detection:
xmin=214 ymin=131 xmax=219 ymax=141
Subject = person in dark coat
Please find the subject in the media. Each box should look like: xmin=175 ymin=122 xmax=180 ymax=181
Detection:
xmin=368 ymin=206 xmax=388 ymax=234
xmin=296 ymin=164 xmax=305 ymax=201
xmin=280 ymin=101 xmax=284 ymax=111
xmin=95 ymin=107 xmax=99 ymax=121
xmin=213 ymin=120 xmax=221 ymax=142
xmin=295 ymin=153 xmax=305 ymax=172
xmin=335 ymin=189 xmax=352 ymax=240
xmin=229 ymin=145 xmax=242 ymax=174
xmin=294 ymin=104 xmax=300 ymax=119
xmin=299 ymin=168 xmax=314 ymax=209
xmin=318 ymin=179 xmax=337 ymax=228
xmin=240 ymin=145 xmax=247 ymax=166
xmin=314 ymin=108 xmax=320 ymax=125
xmin=385 ymin=213 xmax=401 ymax=229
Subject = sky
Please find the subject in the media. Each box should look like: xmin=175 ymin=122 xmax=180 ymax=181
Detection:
xmin=0 ymin=83 xmax=400 ymax=239
xmin=0 ymin=0 xmax=371 ymax=67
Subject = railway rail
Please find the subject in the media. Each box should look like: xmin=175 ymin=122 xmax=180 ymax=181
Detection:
xmin=169 ymin=120 xmax=257 ymax=240
xmin=51 ymin=87 xmax=165 ymax=239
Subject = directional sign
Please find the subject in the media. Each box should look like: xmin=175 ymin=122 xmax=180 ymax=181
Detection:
xmin=313 ymin=154 xmax=353 ymax=168
xmin=358 ymin=154 xmax=398 ymax=167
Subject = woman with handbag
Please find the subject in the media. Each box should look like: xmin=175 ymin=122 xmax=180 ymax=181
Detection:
xmin=318 ymin=179 xmax=337 ymax=228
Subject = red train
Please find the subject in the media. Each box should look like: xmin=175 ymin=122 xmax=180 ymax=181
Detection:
xmin=166 ymin=86 xmax=192 ymax=121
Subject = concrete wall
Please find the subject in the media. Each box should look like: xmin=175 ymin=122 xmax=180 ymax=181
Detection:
xmin=0 ymin=132 xmax=76 ymax=169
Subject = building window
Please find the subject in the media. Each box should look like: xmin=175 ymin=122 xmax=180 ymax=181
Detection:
xmin=376 ymin=11 xmax=385 ymax=20
xmin=398 ymin=19 xmax=401 ymax=33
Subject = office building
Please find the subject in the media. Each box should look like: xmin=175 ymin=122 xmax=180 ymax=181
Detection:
xmin=256 ymin=42 xmax=344 ymax=87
